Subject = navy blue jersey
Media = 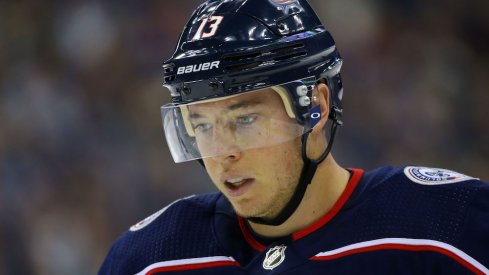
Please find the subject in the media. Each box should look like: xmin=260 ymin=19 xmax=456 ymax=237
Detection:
xmin=99 ymin=166 xmax=489 ymax=274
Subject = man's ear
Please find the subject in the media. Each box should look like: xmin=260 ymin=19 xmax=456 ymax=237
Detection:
xmin=311 ymin=82 xmax=330 ymax=134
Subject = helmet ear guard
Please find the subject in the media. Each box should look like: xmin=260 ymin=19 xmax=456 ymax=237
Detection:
xmin=322 ymin=57 xmax=344 ymax=126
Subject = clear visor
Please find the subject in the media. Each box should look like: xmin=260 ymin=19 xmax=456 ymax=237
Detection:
xmin=161 ymin=77 xmax=320 ymax=163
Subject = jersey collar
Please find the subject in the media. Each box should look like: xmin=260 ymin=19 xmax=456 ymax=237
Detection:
xmin=237 ymin=168 xmax=364 ymax=251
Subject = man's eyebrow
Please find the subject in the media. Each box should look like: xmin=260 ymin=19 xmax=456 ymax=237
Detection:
xmin=228 ymin=100 xmax=262 ymax=110
xmin=189 ymin=112 xmax=203 ymax=119
xmin=189 ymin=100 xmax=262 ymax=119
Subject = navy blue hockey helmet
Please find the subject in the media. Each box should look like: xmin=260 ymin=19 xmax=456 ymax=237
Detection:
xmin=161 ymin=0 xmax=344 ymax=164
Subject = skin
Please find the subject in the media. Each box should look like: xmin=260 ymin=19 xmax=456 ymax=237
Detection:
xmin=188 ymin=83 xmax=350 ymax=238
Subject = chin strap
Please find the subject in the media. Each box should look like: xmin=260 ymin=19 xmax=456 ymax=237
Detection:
xmin=248 ymin=120 xmax=340 ymax=226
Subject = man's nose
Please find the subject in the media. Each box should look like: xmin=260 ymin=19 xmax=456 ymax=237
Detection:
xmin=209 ymin=125 xmax=242 ymax=163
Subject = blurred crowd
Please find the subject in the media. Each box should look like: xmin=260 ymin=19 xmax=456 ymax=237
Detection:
xmin=0 ymin=0 xmax=487 ymax=274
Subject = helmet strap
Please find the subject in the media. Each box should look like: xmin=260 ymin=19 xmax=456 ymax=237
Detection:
xmin=248 ymin=121 xmax=339 ymax=226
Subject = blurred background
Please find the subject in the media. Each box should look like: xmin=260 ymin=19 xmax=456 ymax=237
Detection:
xmin=0 ymin=0 xmax=487 ymax=274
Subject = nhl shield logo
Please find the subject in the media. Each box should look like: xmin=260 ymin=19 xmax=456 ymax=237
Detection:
xmin=263 ymin=245 xmax=287 ymax=270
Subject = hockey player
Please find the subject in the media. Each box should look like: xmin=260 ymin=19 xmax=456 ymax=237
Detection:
xmin=99 ymin=0 xmax=489 ymax=274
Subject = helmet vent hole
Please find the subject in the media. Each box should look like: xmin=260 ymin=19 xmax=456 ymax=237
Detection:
xmin=164 ymin=75 xmax=176 ymax=82
xmin=224 ymin=61 xmax=263 ymax=72
xmin=273 ymin=51 xmax=307 ymax=61
xmin=223 ymin=52 xmax=261 ymax=62
xmin=270 ymin=43 xmax=305 ymax=54
xmin=163 ymin=63 xmax=176 ymax=83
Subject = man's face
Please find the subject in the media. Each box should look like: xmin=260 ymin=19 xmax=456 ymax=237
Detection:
xmin=188 ymin=88 xmax=304 ymax=220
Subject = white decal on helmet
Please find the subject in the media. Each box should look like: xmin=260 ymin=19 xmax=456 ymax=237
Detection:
xmin=192 ymin=16 xmax=224 ymax=41
xmin=177 ymin=61 xmax=220 ymax=75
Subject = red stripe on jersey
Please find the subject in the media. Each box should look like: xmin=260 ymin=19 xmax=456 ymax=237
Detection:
xmin=292 ymin=168 xmax=364 ymax=240
xmin=145 ymin=260 xmax=240 ymax=274
xmin=238 ymin=215 xmax=266 ymax=252
xmin=311 ymin=240 xmax=487 ymax=275
xmin=237 ymin=168 xmax=364 ymax=250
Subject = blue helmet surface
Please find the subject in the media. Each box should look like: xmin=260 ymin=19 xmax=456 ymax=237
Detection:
xmin=163 ymin=0 xmax=344 ymax=125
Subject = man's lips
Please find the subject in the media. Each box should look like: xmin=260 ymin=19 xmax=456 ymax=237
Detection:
xmin=222 ymin=177 xmax=255 ymax=197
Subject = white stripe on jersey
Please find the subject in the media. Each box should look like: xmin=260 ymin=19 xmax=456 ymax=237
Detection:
xmin=134 ymin=256 xmax=237 ymax=275
xmin=314 ymin=238 xmax=488 ymax=274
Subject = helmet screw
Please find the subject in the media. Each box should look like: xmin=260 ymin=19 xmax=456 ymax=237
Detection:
xmin=278 ymin=23 xmax=287 ymax=32
xmin=209 ymin=82 xmax=219 ymax=90
xmin=182 ymin=86 xmax=191 ymax=95
xmin=299 ymin=96 xmax=311 ymax=106
xmin=296 ymin=85 xmax=308 ymax=96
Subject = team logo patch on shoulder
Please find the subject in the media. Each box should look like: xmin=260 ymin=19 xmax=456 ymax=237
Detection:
xmin=130 ymin=195 xmax=195 ymax=231
xmin=404 ymin=166 xmax=477 ymax=185
xmin=263 ymin=245 xmax=287 ymax=270
xmin=130 ymin=208 xmax=166 ymax=232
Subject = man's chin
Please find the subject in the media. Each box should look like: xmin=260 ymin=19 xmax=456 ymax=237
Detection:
xmin=232 ymin=204 xmax=275 ymax=221
xmin=231 ymin=203 xmax=262 ymax=219
xmin=226 ymin=195 xmax=277 ymax=220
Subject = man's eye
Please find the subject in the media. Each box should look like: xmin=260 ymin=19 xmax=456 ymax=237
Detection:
xmin=194 ymin=123 xmax=212 ymax=132
xmin=236 ymin=115 xmax=257 ymax=125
